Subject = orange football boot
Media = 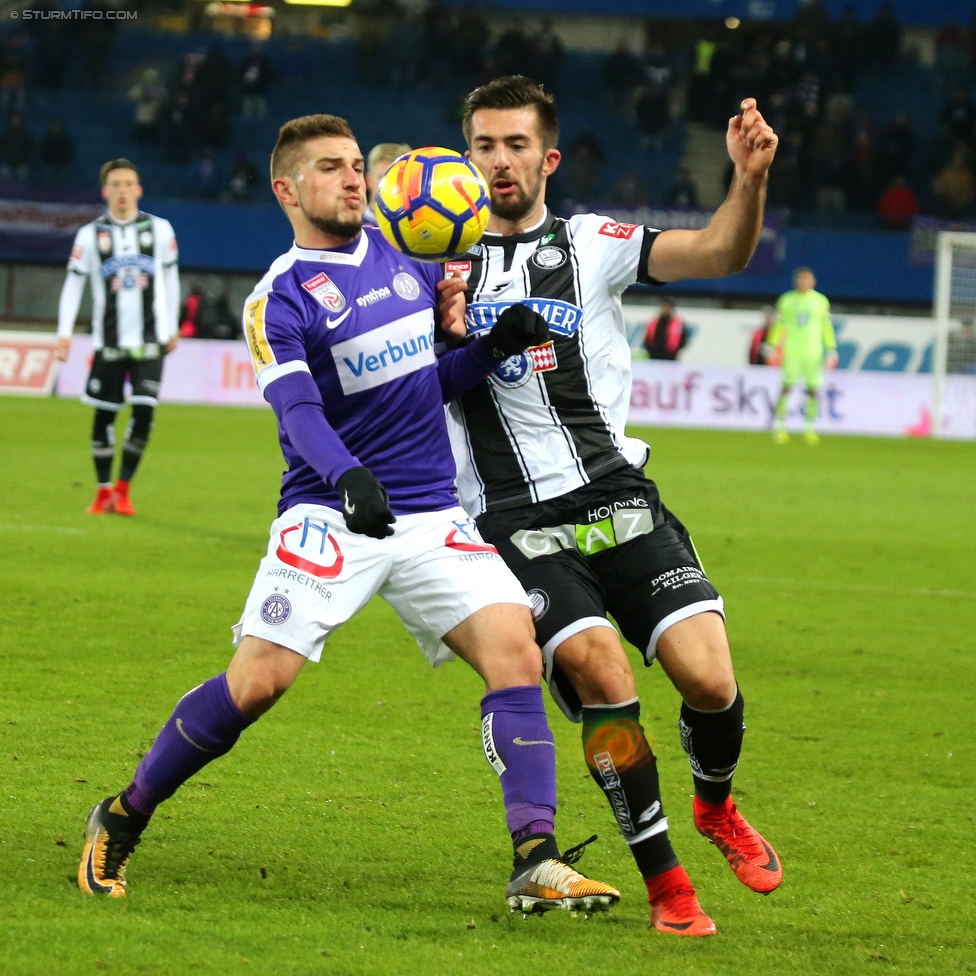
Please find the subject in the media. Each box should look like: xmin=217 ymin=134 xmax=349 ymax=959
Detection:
xmin=647 ymin=866 xmax=716 ymax=937
xmin=85 ymin=485 xmax=114 ymax=514
xmin=694 ymin=796 xmax=782 ymax=893
xmin=112 ymin=480 xmax=136 ymax=516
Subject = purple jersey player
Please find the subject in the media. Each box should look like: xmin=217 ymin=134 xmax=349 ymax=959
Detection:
xmin=77 ymin=113 xmax=620 ymax=917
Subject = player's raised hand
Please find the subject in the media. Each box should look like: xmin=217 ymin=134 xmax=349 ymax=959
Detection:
xmin=727 ymin=98 xmax=778 ymax=179
xmin=484 ymin=304 xmax=549 ymax=360
xmin=335 ymin=466 xmax=396 ymax=539
xmin=437 ymin=272 xmax=467 ymax=340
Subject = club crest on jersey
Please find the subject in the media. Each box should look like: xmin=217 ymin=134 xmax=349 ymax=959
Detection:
xmin=393 ymin=272 xmax=420 ymax=301
xmin=97 ymin=231 xmax=113 ymax=254
xmin=276 ymin=517 xmax=344 ymax=579
xmin=491 ymin=341 xmax=557 ymax=389
xmin=139 ymin=230 xmax=153 ymax=248
xmin=302 ymin=271 xmax=346 ymax=312
xmin=530 ymin=246 xmax=567 ymax=269
xmin=445 ymin=260 xmax=472 ymax=282
xmin=598 ymin=220 xmax=639 ymax=240
xmin=260 ymin=593 xmax=291 ymax=625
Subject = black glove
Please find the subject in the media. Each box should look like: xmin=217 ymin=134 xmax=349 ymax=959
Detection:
xmin=335 ymin=466 xmax=395 ymax=539
xmin=482 ymin=304 xmax=550 ymax=360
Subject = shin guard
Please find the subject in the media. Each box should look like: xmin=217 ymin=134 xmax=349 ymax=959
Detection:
xmin=679 ymin=687 xmax=745 ymax=804
xmin=481 ymin=686 xmax=557 ymax=843
xmin=125 ymin=673 xmax=254 ymax=816
xmin=582 ymin=699 xmax=679 ymax=878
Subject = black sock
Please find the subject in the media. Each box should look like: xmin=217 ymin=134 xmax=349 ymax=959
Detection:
xmin=583 ymin=700 xmax=680 ymax=880
xmin=679 ymin=687 xmax=745 ymax=804
xmin=119 ymin=404 xmax=154 ymax=482
xmin=91 ymin=409 xmax=116 ymax=484
xmin=511 ymin=832 xmax=560 ymax=877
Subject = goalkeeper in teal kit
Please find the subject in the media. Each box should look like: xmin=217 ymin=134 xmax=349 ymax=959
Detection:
xmin=768 ymin=267 xmax=837 ymax=445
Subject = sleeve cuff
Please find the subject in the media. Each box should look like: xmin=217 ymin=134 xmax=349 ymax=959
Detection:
xmin=256 ymin=359 xmax=311 ymax=393
xmin=637 ymin=228 xmax=667 ymax=286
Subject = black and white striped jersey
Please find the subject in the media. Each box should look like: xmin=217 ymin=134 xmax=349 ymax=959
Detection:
xmin=58 ymin=211 xmax=179 ymax=351
xmin=446 ymin=209 xmax=661 ymax=518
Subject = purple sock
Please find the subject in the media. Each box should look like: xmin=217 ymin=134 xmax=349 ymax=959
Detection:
xmin=481 ymin=685 xmax=557 ymax=842
xmin=124 ymin=673 xmax=254 ymax=817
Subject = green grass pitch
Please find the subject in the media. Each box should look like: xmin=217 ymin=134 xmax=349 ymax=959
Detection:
xmin=1 ymin=396 xmax=974 ymax=976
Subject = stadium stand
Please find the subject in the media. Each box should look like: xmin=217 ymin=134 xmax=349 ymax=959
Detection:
xmin=0 ymin=2 xmax=974 ymax=229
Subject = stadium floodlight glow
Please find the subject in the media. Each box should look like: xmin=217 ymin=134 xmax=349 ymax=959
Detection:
xmin=282 ymin=0 xmax=352 ymax=6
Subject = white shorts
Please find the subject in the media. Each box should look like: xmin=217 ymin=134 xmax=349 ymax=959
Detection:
xmin=233 ymin=503 xmax=531 ymax=666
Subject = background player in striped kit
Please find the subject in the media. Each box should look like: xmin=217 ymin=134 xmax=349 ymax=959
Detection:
xmin=77 ymin=115 xmax=621 ymax=917
xmin=56 ymin=159 xmax=180 ymax=516
xmin=446 ymin=76 xmax=782 ymax=936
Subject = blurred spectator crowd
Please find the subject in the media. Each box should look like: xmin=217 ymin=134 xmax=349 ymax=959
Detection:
xmin=4 ymin=0 xmax=976 ymax=228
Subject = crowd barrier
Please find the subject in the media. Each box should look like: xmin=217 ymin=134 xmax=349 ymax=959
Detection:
xmin=3 ymin=333 xmax=972 ymax=441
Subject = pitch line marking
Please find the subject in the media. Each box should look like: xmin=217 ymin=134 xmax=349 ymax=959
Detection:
xmin=0 ymin=523 xmax=87 ymax=535
xmin=730 ymin=576 xmax=976 ymax=601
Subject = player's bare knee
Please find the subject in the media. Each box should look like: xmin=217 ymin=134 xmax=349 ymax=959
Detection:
xmin=227 ymin=637 xmax=302 ymax=717
xmin=681 ymin=667 xmax=737 ymax=711
xmin=489 ymin=630 xmax=544 ymax=688
xmin=555 ymin=627 xmax=636 ymax=705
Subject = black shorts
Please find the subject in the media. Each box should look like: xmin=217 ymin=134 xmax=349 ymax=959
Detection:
xmin=83 ymin=348 xmax=164 ymax=412
xmin=478 ymin=466 xmax=724 ymax=721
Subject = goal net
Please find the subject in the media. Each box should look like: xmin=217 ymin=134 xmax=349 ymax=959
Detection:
xmin=933 ymin=232 xmax=976 ymax=437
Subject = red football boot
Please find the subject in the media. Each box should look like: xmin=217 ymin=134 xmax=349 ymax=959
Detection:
xmin=112 ymin=480 xmax=136 ymax=516
xmin=85 ymin=485 xmax=115 ymax=515
xmin=693 ymin=796 xmax=782 ymax=893
xmin=646 ymin=865 xmax=717 ymax=937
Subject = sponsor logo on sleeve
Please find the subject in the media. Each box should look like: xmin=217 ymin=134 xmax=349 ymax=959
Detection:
xmin=444 ymin=260 xmax=472 ymax=282
xmin=243 ymin=297 xmax=275 ymax=369
xmin=598 ymin=220 xmax=639 ymax=240
xmin=302 ymin=271 xmax=346 ymax=312
xmin=71 ymin=244 xmax=84 ymax=262
xmin=331 ymin=309 xmax=436 ymax=394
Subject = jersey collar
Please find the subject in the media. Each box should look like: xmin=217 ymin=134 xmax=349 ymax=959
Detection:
xmin=482 ymin=208 xmax=556 ymax=246
xmin=291 ymin=230 xmax=369 ymax=267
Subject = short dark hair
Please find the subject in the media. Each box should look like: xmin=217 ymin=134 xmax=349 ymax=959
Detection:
xmin=271 ymin=114 xmax=357 ymax=180
xmin=462 ymin=76 xmax=559 ymax=150
xmin=100 ymin=158 xmax=139 ymax=185
xmin=794 ymin=266 xmax=814 ymax=278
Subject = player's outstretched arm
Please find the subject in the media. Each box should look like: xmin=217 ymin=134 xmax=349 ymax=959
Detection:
xmin=648 ymin=98 xmax=778 ymax=283
xmin=436 ymin=305 xmax=550 ymax=403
